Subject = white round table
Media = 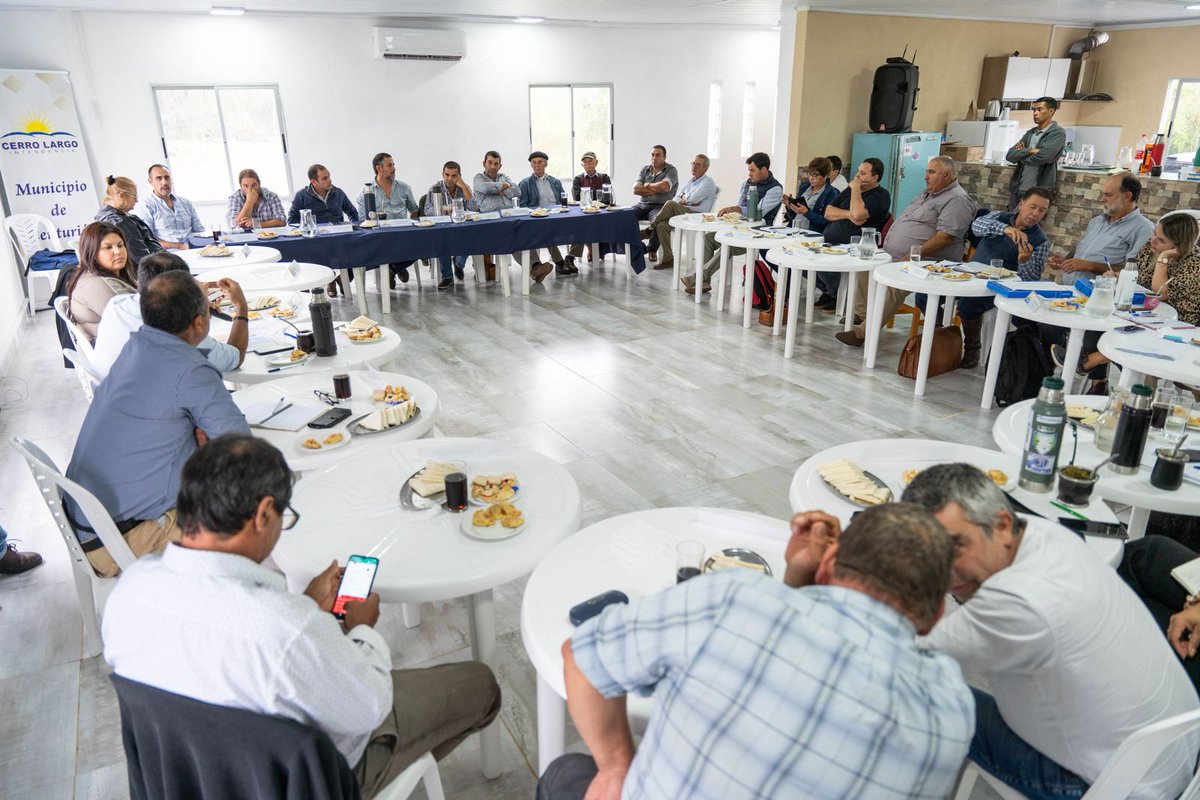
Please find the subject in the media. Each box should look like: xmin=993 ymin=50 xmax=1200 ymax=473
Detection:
xmin=1097 ymin=327 xmax=1200 ymax=389
xmin=275 ymin=437 xmax=582 ymax=779
xmin=230 ymin=370 xmax=439 ymax=470
xmin=199 ymin=261 xmax=336 ymax=293
xmin=225 ymin=323 xmax=401 ymax=385
xmin=766 ymin=245 xmax=891 ymax=358
xmin=667 ymin=214 xmax=761 ymax=297
xmin=789 ymin=438 xmax=1124 ymax=566
xmin=980 ymin=295 xmax=1177 ymax=409
xmin=993 ymin=394 xmax=1200 ymax=538
xmin=864 ymin=263 xmax=996 ymax=397
xmin=713 ymin=228 xmax=817 ymax=325
xmin=519 ymin=506 xmax=789 ymax=774
xmin=181 ymin=244 xmax=281 ymax=272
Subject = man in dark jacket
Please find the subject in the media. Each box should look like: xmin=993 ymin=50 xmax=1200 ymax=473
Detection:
xmin=288 ymin=164 xmax=361 ymax=226
xmin=1006 ymin=97 xmax=1066 ymax=211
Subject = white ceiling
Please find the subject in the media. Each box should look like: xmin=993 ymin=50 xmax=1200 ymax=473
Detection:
xmin=0 ymin=0 xmax=1198 ymax=27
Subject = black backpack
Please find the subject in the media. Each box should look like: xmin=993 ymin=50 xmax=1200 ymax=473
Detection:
xmin=993 ymin=325 xmax=1052 ymax=407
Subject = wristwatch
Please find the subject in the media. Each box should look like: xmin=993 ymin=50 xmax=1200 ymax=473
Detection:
xmin=1157 ymin=256 xmax=1173 ymax=265
xmin=232 ymin=314 xmax=249 ymax=322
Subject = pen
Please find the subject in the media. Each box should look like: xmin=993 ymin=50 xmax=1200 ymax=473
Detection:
xmin=1050 ymin=500 xmax=1088 ymax=521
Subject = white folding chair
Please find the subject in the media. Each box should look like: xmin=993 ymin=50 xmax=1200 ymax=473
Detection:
xmin=373 ymin=751 xmax=445 ymax=800
xmin=62 ymin=348 xmax=101 ymax=402
xmin=10 ymin=436 xmax=136 ymax=659
xmin=953 ymin=708 xmax=1200 ymax=800
xmin=53 ymin=295 xmax=100 ymax=363
xmin=5 ymin=212 xmax=64 ymax=316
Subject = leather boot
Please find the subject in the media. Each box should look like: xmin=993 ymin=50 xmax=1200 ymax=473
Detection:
xmin=961 ymin=317 xmax=984 ymax=369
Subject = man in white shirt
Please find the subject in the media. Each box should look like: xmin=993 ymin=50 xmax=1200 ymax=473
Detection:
xmin=103 ymin=435 xmax=501 ymax=798
xmin=827 ymin=155 xmax=849 ymax=193
xmin=138 ymin=164 xmax=205 ymax=250
xmin=904 ymin=464 xmax=1200 ymax=800
xmin=92 ymin=252 xmax=248 ymax=380
xmin=646 ymin=153 xmax=718 ymax=271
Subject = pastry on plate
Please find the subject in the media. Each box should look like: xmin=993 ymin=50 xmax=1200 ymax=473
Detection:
xmin=472 ymin=507 xmax=497 ymax=527
xmin=301 ymin=438 xmax=321 ymax=450
xmin=289 ymin=349 xmax=306 ymax=362
xmin=322 ymin=433 xmax=344 ymax=446
xmin=371 ymin=385 xmax=410 ymax=404
xmin=987 ymin=468 xmax=1009 ymax=486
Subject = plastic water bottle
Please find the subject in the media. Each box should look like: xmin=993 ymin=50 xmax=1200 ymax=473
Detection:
xmin=308 ymin=287 xmax=338 ymax=357
xmin=1019 ymin=377 xmax=1067 ymax=492
xmin=1115 ymin=261 xmax=1138 ymax=311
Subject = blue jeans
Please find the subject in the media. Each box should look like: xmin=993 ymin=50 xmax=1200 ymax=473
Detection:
xmin=0 ymin=525 xmax=7 ymax=550
xmin=970 ymin=688 xmax=1090 ymax=800
xmin=915 ymin=293 xmax=994 ymax=321
xmin=536 ymin=753 xmax=597 ymax=800
xmin=438 ymin=255 xmax=467 ymax=280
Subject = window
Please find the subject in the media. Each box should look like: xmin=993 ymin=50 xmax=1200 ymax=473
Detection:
xmin=528 ymin=85 xmax=613 ymax=182
xmin=1158 ymin=79 xmax=1200 ymax=176
xmin=707 ymin=83 xmax=723 ymax=159
xmin=152 ymin=86 xmax=291 ymax=203
xmin=740 ymin=82 xmax=756 ymax=157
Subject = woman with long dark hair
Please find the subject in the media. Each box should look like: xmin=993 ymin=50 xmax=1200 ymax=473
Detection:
xmin=67 ymin=221 xmax=137 ymax=343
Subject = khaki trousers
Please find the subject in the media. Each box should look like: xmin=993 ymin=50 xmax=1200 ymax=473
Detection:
xmin=85 ymin=509 xmax=181 ymax=579
xmin=650 ymin=200 xmax=693 ymax=262
xmin=853 ymin=271 xmax=909 ymax=328
xmin=355 ymin=662 xmax=502 ymax=799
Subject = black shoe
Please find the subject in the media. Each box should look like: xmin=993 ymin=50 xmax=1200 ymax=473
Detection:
xmin=437 ymin=277 xmax=453 ymax=291
xmin=564 ymin=256 xmax=578 ymax=274
xmin=454 ymin=265 xmax=465 ymax=281
xmin=555 ymin=262 xmax=573 ymax=276
xmin=814 ymin=294 xmax=836 ymax=310
xmin=398 ymin=266 xmax=410 ymax=284
xmin=1050 ymin=344 xmax=1089 ymax=378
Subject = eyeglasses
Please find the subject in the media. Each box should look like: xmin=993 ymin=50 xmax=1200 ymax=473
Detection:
xmin=313 ymin=389 xmax=342 ymax=406
xmin=281 ymin=505 xmax=300 ymax=530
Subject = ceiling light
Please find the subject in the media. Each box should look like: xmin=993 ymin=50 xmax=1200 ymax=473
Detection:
xmin=514 ymin=16 xmax=545 ymax=23
xmin=211 ymin=6 xmax=245 ymax=15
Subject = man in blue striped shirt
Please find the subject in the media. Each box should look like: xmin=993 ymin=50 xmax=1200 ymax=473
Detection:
xmin=538 ymin=503 xmax=974 ymax=800
xmin=139 ymin=164 xmax=205 ymax=250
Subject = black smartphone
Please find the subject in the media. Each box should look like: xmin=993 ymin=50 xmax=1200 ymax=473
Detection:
xmin=333 ymin=555 xmax=379 ymax=620
xmin=1115 ymin=325 xmax=1141 ymax=333
xmin=252 ymin=344 xmax=293 ymax=356
xmin=1058 ymin=517 xmax=1127 ymax=539
xmin=569 ymin=590 xmax=629 ymax=626
xmin=308 ymin=407 xmax=352 ymax=429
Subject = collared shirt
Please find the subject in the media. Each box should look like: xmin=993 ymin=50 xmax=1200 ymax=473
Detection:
xmin=573 ymin=571 xmax=974 ymax=799
xmin=288 ymin=184 xmax=360 ymax=226
xmin=883 ymin=181 xmax=977 ymax=262
xmin=102 ymin=544 xmax=393 ymax=765
xmin=138 ymin=193 xmax=204 ymax=244
xmin=422 ymin=180 xmax=479 ymax=216
xmin=92 ymin=293 xmax=239 ymax=379
xmin=65 ymin=326 xmax=250 ymax=538
xmin=924 ymin=517 xmax=1200 ymax=799
xmin=225 ymin=186 xmax=286 ymax=228
xmin=1061 ymin=208 xmax=1155 ymax=286
xmin=830 ymin=174 xmax=849 ymax=192
xmin=971 ymin=211 xmax=1051 ymax=281
xmin=635 ymin=163 xmax=679 ymax=207
xmin=471 ymin=171 xmax=521 ymax=213
xmin=673 ymin=174 xmax=717 ymax=212
xmin=356 ymin=178 xmax=418 ymax=221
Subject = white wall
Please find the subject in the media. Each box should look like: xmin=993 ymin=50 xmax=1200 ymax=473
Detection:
xmin=0 ymin=10 xmax=778 ymax=220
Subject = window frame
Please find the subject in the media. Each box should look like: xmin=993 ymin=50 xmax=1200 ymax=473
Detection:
xmin=707 ymin=82 xmax=723 ymax=160
xmin=527 ymin=83 xmax=614 ymax=178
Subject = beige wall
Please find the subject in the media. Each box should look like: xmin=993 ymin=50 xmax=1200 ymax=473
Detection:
xmin=1075 ymin=24 xmax=1200 ymax=142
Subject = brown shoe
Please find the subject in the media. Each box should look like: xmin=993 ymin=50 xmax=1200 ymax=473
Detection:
xmin=685 ymin=284 xmax=711 ymax=295
xmin=835 ymin=329 xmax=865 ymax=348
xmin=653 ymin=258 xmax=674 ymax=271
xmin=531 ymin=262 xmax=553 ymax=283
xmin=640 ymin=228 xmax=654 ymax=240
xmin=760 ymin=306 xmax=788 ymax=326
xmin=326 ymin=279 xmax=339 ymax=298
xmin=0 ymin=543 xmax=43 ymax=575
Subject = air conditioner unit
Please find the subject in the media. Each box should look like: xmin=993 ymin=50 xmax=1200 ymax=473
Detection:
xmin=372 ymin=27 xmax=465 ymax=62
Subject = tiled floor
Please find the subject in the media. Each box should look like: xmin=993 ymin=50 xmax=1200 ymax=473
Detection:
xmin=0 ymin=257 xmax=1006 ymax=799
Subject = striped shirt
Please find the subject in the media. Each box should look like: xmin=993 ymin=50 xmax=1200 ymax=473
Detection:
xmin=138 ymin=193 xmax=204 ymax=244
xmin=572 ymin=571 xmax=974 ymax=800
xmin=225 ymin=186 xmax=286 ymax=228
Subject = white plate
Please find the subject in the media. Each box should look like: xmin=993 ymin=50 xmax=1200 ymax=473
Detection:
xmin=294 ymin=431 xmax=351 ymax=453
xmin=340 ymin=329 xmax=387 ymax=345
xmin=460 ymin=508 xmax=526 ymax=541
xmin=266 ymin=352 xmax=308 ymax=367
xmin=468 ymin=480 xmax=521 ymax=506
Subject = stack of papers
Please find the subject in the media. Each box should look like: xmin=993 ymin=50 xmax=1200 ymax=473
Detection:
xmin=237 ymin=398 xmax=326 ymax=431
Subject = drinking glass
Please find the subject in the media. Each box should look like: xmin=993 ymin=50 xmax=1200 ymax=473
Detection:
xmin=1081 ymin=144 xmax=1096 ymax=167
xmin=676 ymin=541 xmax=705 ymax=583
xmin=1164 ymin=395 xmax=1194 ymax=443
xmin=910 ymin=245 xmax=923 ymax=265
xmin=251 ymin=216 xmax=262 ymax=233
xmin=1152 ymin=386 xmax=1175 ymax=432
xmin=849 ymin=235 xmax=861 ymax=255
xmin=990 ymin=258 xmax=1005 ymax=271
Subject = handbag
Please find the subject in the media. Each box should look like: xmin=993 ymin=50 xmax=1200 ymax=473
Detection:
xmin=898 ymin=325 xmax=963 ymax=379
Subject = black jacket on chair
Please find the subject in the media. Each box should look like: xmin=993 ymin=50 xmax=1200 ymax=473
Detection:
xmin=111 ymin=674 xmax=362 ymax=800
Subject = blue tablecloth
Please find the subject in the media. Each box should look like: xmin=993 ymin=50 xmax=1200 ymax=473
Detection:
xmin=190 ymin=208 xmax=647 ymax=274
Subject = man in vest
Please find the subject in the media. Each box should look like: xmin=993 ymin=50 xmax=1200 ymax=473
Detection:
xmin=682 ymin=152 xmax=782 ymax=295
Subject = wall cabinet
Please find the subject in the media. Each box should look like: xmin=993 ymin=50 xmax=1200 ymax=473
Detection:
xmin=978 ymin=56 xmax=1071 ymax=105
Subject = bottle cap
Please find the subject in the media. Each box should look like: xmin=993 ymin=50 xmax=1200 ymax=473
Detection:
xmin=1042 ymin=377 xmax=1064 ymax=390
xmin=1131 ymin=384 xmax=1152 ymax=396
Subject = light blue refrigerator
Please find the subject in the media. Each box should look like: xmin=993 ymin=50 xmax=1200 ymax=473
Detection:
xmin=850 ymin=131 xmax=942 ymax=218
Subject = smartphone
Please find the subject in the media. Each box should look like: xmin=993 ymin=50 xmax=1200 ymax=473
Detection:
xmin=569 ymin=590 xmax=629 ymax=626
xmin=1058 ymin=518 xmax=1127 ymax=539
xmin=333 ymin=555 xmax=379 ymax=619
xmin=308 ymin=407 xmax=352 ymax=428
xmin=1115 ymin=324 xmax=1141 ymax=333
xmin=252 ymin=344 xmax=293 ymax=356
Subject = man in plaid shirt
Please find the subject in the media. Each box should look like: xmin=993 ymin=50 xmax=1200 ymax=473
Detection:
xmin=537 ymin=503 xmax=974 ymax=800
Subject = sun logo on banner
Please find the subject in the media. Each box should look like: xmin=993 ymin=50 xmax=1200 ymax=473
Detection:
xmin=3 ymin=112 xmax=75 ymax=139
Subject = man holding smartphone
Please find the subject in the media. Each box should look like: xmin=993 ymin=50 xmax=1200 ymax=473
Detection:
xmin=102 ymin=435 xmax=501 ymax=798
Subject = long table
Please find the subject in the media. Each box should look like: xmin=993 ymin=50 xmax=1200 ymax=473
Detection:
xmin=190 ymin=208 xmax=647 ymax=308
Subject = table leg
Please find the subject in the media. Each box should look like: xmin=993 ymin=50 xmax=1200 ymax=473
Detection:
xmin=784 ymin=266 xmax=803 ymax=358
xmin=625 ymin=244 xmax=634 ymax=280
xmin=353 ymin=267 xmax=368 ymax=316
xmin=915 ymin=292 xmax=940 ymax=396
xmin=864 ymin=279 xmax=889 ymax=369
xmin=380 ymin=265 xmax=391 ymax=316
xmin=695 ymin=237 xmax=707 ymax=306
xmin=941 ymin=295 xmax=954 ymax=326
xmin=1061 ymin=329 xmax=1085 ymax=390
xmin=835 ymin=278 xmax=847 ymax=323
xmin=804 ymin=269 xmax=816 ymax=325
xmin=536 ymin=674 xmax=567 ymax=775
xmin=844 ymin=271 xmax=858 ymax=333
xmin=981 ymin=310 xmax=1013 ymax=409
xmin=467 ymin=589 xmax=502 ymax=779
xmin=773 ymin=267 xmax=788 ymax=336
xmin=715 ymin=249 xmax=727 ymax=312
xmin=1118 ymin=367 xmax=1143 ymax=390
xmin=591 ymin=242 xmax=600 ymax=270
xmin=500 ymin=255 xmax=512 ymax=298
xmin=522 ymin=252 xmax=532 ymax=296
xmin=1128 ymin=506 xmax=1150 ymax=540
xmin=401 ymin=602 xmax=420 ymax=628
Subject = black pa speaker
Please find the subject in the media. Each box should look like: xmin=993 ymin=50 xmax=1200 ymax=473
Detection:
xmin=869 ymin=61 xmax=919 ymax=133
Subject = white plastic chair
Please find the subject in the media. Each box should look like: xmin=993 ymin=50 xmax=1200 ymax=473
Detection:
xmin=10 ymin=436 xmax=135 ymax=659
xmin=53 ymin=295 xmax=100 ymax=365
xmin=953 ymin=708 xmax=1200 ymax=800
xmin=62 ymin=348 xmax=101 ymax=402
xmin=5 ymin=212 xmax=64 ymax=316
xmin=373 ymin=751 xmax=444 ymax=800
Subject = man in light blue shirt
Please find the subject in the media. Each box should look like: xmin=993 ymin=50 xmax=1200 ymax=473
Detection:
xmin=355 ymin=152 xmax=419 ymax=287
xmin=66 ymin=269 xmax=251 ymax=578
xmin=139 ymin=164 xmax=204 ymax=249
xmin=472 ymin=150 xmax=521 ymax=213
xmin=646 ymin=153 xmax=717 ymax=270
xmin=537 ymin=502 xmax=973 ymax=800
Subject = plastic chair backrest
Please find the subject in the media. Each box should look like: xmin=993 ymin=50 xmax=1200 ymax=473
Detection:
xmin=1083 ymin=708 xmax=1200 ymax=800
xmin=5 ymin=213 xmax=63 ymax=267
xmin=53 ymin=295 xmax=98 ymax=361
xmin=62 ymin=348 xmax=100 ymax=401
